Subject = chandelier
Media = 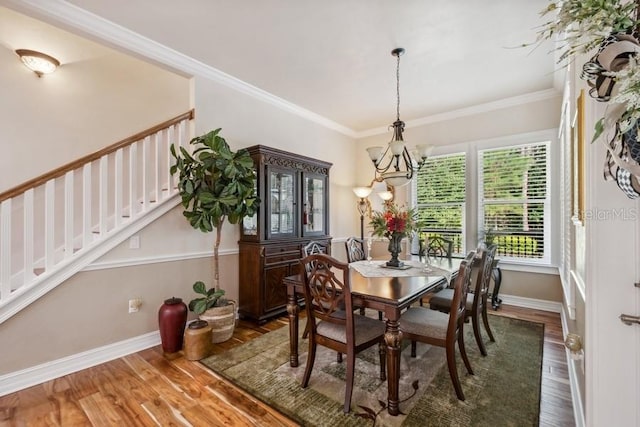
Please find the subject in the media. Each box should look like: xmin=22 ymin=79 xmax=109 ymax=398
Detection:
xmin=366 ymin=48 xmax=432 ymax=187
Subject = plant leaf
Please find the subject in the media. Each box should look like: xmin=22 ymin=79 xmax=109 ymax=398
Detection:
xmin=193 ymin=281 xmax=207 ymax=295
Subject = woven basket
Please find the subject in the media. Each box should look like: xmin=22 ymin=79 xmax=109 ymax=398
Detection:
xmin=199 ymin=301 xmax=236 ymax=343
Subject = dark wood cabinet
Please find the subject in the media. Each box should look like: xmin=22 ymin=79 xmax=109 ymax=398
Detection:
xmin=239 ymin=145 xmax=332 ymax=323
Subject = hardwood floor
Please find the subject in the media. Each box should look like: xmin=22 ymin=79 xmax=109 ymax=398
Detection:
xmin=0 ymin=305 xmax=575 ymax=426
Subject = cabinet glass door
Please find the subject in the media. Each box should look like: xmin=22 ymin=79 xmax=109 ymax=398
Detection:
xmin=242 ymin=176 xmax=259 ymax=236
xmin=303 ymin=174 xmax=326 ymax=235
xmin=269 ymin=169 xmax=295 ymax=237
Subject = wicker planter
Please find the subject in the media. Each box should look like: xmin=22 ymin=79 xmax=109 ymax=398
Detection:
xmin=199 ymin=301 xmax=236 ymax=343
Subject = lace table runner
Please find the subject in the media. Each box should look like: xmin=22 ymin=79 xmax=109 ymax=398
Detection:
xmin=350 ymin=260 xmax=452 ymax=284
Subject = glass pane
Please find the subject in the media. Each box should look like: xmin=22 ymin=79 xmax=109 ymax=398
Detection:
xmin=242 ymin=177 xmax=258 ymax=235
xmin=303 ymin=176 xmax=324 ymax=233
xmin=270 ymin=171 xmax=294 ymax=235
xmin=481 ymin=144 xmax=547 ymax=201
xmin=483 ymin=202 xmax=545 ymax=258
xmin=416 ymin=153 xmax=466 ymax=255
xmin=479 ymin=142 xmax=549 ymax=261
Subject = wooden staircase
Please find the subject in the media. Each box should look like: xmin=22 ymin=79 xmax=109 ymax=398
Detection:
xmin=0 ymin=110 xmax=194 ymax=323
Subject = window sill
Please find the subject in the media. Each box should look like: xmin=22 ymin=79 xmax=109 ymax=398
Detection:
xmin=450 ymin=255 xmax=558 ymax=275
xmin=496 ymin=261 xmax=559 ymax=275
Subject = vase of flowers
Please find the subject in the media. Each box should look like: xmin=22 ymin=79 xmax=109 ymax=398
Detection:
xmin=370 ymin=203 xmax=420 ymax=268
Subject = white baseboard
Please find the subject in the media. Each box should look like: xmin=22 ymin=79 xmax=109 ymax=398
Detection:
xmin=499 ymin=293 xmax=563 ymax=313
xmin=0 ymin=331 xmax=160 ymax=397
xmin=561 ymin=308 xmax=586 ymax=427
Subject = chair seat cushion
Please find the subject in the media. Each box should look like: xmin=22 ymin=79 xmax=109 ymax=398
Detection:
xmin=429 ymin=288 xmax=474 ymax=311
xmin=400 ymin=307 xmax=449 ymax=340
xmin=317 ymin=312 xmax=386 ymax=345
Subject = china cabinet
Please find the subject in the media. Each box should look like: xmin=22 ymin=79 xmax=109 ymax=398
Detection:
xmin=239 ymin=145 xmax=332 ymax=323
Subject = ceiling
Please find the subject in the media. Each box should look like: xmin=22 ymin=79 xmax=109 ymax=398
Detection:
xmin=3 ymin=0 xmax=558 ymax=135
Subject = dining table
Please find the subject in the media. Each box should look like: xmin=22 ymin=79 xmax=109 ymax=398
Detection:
xmin=282 ymin=256 xmax=461 ymax=416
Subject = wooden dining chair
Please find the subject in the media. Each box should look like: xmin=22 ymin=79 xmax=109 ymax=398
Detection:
xmin=399 ymin=251 xmax=475 ymax=401
xmin=301 ymin=240 xmax=331 ymax=339
xmin=344 ymin=237 xmax=366 ymax=263
xmin=428 ymin=244 xmax=498 ymax=356
xmin=426 ymin=235 xmax=453 ymax=259
xmin=300 ymin=253 xmax=387 ymax=413
xmin=344 ymin=237 xmax=384 ymax=321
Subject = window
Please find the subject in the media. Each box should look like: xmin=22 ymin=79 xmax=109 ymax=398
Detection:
xmin=478 ymin=142 xmax=549 ymax=263
xmin=414 ymin=153 xmax=466 ymax=255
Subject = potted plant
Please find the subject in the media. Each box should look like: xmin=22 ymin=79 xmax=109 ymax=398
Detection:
xmin=370 ymin=202 xmax=419 ymax=267
xmin=170 ymin=128 xmax=260 ymax=342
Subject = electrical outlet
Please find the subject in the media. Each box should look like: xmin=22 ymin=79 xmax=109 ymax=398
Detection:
xmin=128 ymin=298 xmax=142 ymax=313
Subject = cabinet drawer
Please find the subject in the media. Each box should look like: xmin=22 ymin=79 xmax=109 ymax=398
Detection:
xmin=265 ymin=253 xmax=300 ymax=265
xmin=264 ymin=244 xmax=301 ymax=255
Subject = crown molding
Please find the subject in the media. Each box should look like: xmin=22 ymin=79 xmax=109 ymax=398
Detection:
xmin=355 ymin=88 xmax=561 ymax=139
xmin=2 ymin=0 xmax=357 ymax=138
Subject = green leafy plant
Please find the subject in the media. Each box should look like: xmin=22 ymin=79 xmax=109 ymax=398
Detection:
xmin=534 ymin=0 xmax=638 ymax=63
xmin=188 ymin=281 xmax=227 ymax=314
xmin=170 ymin=128 xmax=260 ymax=304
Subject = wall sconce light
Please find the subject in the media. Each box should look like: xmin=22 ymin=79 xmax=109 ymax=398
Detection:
xmin=16 ymin=49 xmax=60 ymax=77
xmin=353 ymin=186 xmax=372 ymax=240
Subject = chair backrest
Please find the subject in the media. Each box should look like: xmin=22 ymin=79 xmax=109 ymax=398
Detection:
xmin=345 ymin=237 xmax=365 ymax=263
xmin=447 ymin=251 xmax=475 ymax=335
xmin=302 ymin=240 xmax=329 ymax=257
xmin=474 ymin=244 xmax=497 ymax=299
xmin=427 ymin=235 xmax=453 ymax=259
xmin=300 ymin=254 xmax=354 ymax=337
xmin=302 ymin=240 xmax=331 ymax=273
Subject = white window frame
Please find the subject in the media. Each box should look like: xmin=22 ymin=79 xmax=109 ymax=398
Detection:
xmin=411 ymin=152 xmax=467 ymax=256
xmin=477 ymin=141 xmax=551 ymax=265
xmin=409 ymin=129 xmax=558 ymax=273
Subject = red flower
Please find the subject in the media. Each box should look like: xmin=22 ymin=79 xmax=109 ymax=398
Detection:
xmin=370 ymin=203 xmax=418 ymax=239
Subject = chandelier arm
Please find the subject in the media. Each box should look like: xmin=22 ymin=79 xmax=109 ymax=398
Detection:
xmin=372 ymin=145 xmax=395 ymax=173
xmin=401 ymin=148 xmax=415 ymax=178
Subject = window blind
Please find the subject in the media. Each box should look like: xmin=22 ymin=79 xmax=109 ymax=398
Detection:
xmin=478 ymin=142 xmax=549 ymax=261
xmin=415 ymin=153 xmax=466 ymax=254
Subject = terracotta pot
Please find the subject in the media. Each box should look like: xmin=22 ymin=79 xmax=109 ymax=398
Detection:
xmin=183 ymin=320 xmax=213 ymax=360
xmin=158 ymin=297 xmax=187 ymax=355
xmin=199 ymin=301 xmax=236 ymax=343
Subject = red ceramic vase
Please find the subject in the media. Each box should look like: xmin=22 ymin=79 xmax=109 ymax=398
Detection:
xmin=158 ymin=297 xmax=188 ymax=354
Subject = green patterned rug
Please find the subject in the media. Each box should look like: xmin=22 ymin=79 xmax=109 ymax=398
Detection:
xmin=201 ymin=315 xmax=543 ymax=426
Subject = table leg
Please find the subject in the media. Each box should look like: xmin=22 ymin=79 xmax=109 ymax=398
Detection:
xmin=287 ymin=292 xmax=299 ymax=367
xmin=384 ymin=317 xmax=403 ymax=416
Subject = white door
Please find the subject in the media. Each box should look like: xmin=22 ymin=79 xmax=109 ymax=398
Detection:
xmin=585 ymin=106 xmax=640 ymax=426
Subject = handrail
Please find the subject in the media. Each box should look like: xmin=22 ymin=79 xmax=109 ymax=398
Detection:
xmin=0 ymin=109 xmax=195 ymax=202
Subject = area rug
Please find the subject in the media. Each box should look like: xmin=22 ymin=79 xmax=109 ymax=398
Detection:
xmin=201 ymin=315 xmax=543 ymax=426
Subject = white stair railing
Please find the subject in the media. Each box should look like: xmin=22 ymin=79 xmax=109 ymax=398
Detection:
xmin=0 ymin=110 xmax=194 ymax=323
